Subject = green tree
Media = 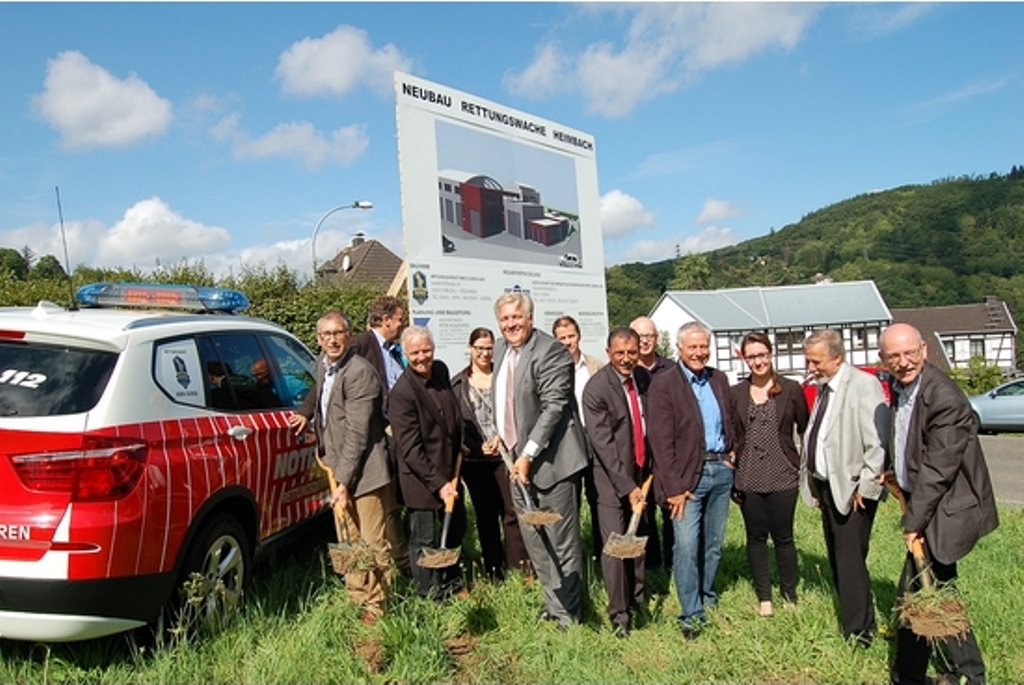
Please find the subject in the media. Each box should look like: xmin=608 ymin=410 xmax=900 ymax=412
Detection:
xmin=0 ymin=248 xmax=28 ymax=279
xmin=30 ymin=254 xmax=67 ymax=280
xmin=667 ymin=253 xmax=710 ymax=290
xmin=948 ymin=356 xmax=1004 ymax=395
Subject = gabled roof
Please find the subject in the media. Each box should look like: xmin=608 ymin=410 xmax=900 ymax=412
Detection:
xmin=320 ymin=237 xmax=402 ymax=289
xmin=891 ymin=297 xmax=1017 ymax=336
xmin=658 ymin=280 xmax=891 ymax=331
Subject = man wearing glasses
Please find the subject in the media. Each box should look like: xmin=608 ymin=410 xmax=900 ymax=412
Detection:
xmin=879 ymin=323 xmax=997 ymax=685
xmin=290 ymin=310 xmax=405 ymax=623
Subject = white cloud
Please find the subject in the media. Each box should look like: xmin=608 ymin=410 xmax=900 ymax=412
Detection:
xmin=600 ymin=189 xmax=655 ymax=238
xmin=1 ymin=201 xmax=397 ymax=281
xmin=847 ymin=3 xmax=935 ymax=38
xmin=621 ymin=227 xmax=738 ymax=262
xmin=899 ymin=78 xmax=1009 ymax=126
xmin=97 ymin=198 xmax=230 ymax=267
xmin=31 ymin=50 xmax=173 ymax=149
xmin=506 ymin=4 xmax=820 ymax=117
xmin=211 ymin=114 xmax=368 ymax=170
xmin=275 ymin=24 xmax=413 ymax=98
xmin=694 ymin=198 xmax=745 ymax=225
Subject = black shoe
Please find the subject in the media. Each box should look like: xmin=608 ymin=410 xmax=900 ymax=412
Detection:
xmin=613 ymin=624 xmax=630 ymax=640
xmin=680 ymin=623 xmax=701 ymax=640
xmin=538 ymin=609 xmax=558 ymax=623
xmin=849 ymin=631 xmax=874 ymax=649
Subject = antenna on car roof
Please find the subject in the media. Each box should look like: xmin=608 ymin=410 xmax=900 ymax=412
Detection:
xmin=54 ymin=186 xmax=77 ymax=311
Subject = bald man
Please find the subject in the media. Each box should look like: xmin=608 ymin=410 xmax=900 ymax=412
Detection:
xmin=879 ymin=323 xmax=998 ymax=685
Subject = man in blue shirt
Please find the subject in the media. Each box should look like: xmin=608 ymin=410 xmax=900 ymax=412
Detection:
xmin=647 ymin=321 xmax=736 ymax=639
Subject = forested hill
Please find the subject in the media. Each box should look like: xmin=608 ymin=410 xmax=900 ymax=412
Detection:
xmin=605 ymin=168 xmax=1024 ymax=327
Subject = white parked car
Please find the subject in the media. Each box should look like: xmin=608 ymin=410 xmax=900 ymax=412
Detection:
xmin=0 ymin=283 xmax=329 ymax=641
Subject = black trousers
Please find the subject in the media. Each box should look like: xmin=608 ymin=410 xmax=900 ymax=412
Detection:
xmin=407 ymin=501 xmax=466 ymax=599
xmin=739 ymin=488 xmax=799 ymax=602
xmin=461 ymin=458 xmax=530 ymax=579
xmin=596 ymin=497 xmax=647 ymax=628
xmin=891 ymin=546 xmax=986 ymax=685
xmin=818 ymin=481 xmax=877 ymax=640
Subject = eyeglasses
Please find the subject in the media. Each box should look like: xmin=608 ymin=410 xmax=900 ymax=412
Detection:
xmin=472 ymin=346 xmax=494 ymax=353
xmin=318 ymin=329 xmax=349 ymax=339
xmin=882 ymin=347 xmax=923 ymax=364
xmin=637 ymin=334 xmax=657 ymax=341
xmin=744 ymin=353 xmax=772 ymax=362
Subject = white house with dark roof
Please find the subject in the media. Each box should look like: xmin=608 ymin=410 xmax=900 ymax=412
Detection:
xmin=649 ymin=280 xmax=892 ymax=381
xmin=891 ymin=297 xmax=1018 ymax=372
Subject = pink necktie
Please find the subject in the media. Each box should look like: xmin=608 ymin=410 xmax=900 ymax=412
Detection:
xmin=503 ymin=348 xmax=518 ymax=449
xmin=625 ymin=376 xmax=645 ymax=468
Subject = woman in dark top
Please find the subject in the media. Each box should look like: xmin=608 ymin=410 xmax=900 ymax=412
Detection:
xmin=450 ymin=327 xmax=529 ymax=580
xmin=730 ymin=332 xmax=809 ymax=617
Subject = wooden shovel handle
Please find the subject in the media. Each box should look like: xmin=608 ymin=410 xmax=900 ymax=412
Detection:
xmin=631 ymin=474 xmax=654 ymax=515
xmin=883 ymin=472 xmax=935 ymax=588
xmin=443 ymin=448 xmax=465 ymax=513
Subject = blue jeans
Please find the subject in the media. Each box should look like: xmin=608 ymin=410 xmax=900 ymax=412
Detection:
xmin=672 ymin=459 xmax=734 ymax=625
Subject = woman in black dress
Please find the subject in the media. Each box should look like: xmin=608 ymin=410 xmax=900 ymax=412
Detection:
xmin=730 ymin=332 xmax=809 ymax=616
xmin=450 ymin=327 xmax=529 ymax=580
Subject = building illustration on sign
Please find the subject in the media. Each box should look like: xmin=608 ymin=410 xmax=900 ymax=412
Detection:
xmin=438 ymin=170 xmax=579 ymax=250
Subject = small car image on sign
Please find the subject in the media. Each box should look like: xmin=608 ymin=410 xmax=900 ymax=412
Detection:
xmin=559 ymin=252 xmax=581 ymax=268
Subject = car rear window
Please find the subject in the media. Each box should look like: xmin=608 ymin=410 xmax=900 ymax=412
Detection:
xmin=0 ymin=341 xmax=117 ymax=416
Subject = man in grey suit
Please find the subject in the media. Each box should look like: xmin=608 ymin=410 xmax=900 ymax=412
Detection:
xmin=289 ymin=310 xmax=403 ymax=623
xmin=880 ymin=323 xmax=998 ymax=685
xmin=802 ymin=329 xmax=888 ymax=646
xmin=493 ymin=292 xmax=589 ymax=630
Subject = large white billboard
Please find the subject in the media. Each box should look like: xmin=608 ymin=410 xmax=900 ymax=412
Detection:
xmin=394 ymin=72 xmax=608 ymax=369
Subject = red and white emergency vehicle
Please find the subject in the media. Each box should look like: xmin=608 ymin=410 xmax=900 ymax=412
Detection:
xmin=0 ymin=283 xmax=329 ymax=641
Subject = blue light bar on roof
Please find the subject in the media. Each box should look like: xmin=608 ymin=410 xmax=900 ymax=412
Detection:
xmin=75 ymin=283 xmax=250 ymax=313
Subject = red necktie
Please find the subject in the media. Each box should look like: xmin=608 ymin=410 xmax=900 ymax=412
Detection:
xmin=625 ymin=376 xmax=645 ymax=468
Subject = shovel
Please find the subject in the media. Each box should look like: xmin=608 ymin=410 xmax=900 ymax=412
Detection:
xmin=882 ymin=472 xmax=970 ymax=639
xmin=417 ymin=450 xmax=464 ymax=569
xmin=499 ymin=441 xmax=562 ymax=527
xmin=604 ymin=474 xmax=654 ymax=559
xmin=317 ymin=457 xmax=372 ymax=575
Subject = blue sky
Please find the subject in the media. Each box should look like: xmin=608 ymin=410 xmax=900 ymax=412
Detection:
xmin=1 ymin=2 xmax=1021 ymax=280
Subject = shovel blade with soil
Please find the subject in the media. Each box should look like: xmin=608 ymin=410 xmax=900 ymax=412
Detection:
xmin=318 ymin=457 xmax=372 ymax=575
xmin=418 ymin=452 xmax=463 ymax=569
xmin=513 ymin=476 xmax=563 ymax=527
xmin=883 ymin=472 xmax=970 ymax=640
xmin=604 ymin=474 xmax=654 ymax=560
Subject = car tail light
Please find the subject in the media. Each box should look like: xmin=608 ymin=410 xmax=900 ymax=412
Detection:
xmin=10 ymin=437 xmax=147 ymax=501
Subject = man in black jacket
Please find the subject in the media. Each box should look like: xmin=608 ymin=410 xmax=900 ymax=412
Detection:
xmin=879 ymin=323 xmax=999 ymax=685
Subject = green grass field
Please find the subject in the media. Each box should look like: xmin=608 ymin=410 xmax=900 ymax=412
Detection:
xmin=2 ymin=498 xmax=1022 ymax=683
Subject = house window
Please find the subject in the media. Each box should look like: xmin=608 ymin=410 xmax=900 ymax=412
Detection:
xmin=943 ymin=340 xmax=955 ymax=361
xmin=970 ymin=339 xmax=984 ymax=359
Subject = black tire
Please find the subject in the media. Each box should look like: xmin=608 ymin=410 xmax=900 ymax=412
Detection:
xmin=173 ymin=513 xmax=252 ymax=637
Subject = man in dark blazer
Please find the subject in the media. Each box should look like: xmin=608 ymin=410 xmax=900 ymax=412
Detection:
xmin=880 ymin=323 xmax=998 ymax=685
xmin=351 ymin=295 xmax=406 ymax=396
xmin=630 ymin=315 xmax=674 ymax=567
xmin=647 ymin=321 xmax=736 ymax=639
xmin=388 ymin=325 xmax=466 ymax=599
xmin=647 ymin=321 xmax=737 ymax=634
xmin=493 ymin=292 xmax=589 ymax=630
xmin=289 ymin=310 xmax=401 ymax=623
xmin=582 ymin=327 xmax=652 ymax=638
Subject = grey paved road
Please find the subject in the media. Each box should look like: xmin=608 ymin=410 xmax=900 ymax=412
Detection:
xmin=979 ymin=435 xmax=1023 ymax=509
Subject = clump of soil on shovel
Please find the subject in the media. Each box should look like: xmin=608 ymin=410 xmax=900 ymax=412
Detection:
xmin=328 ymin=542 xmax=377 ymax=576
xmin=897 ymin=585 xmax=970 ymax=640
xmin=417 ymin=548 xmax=460 ymax=569
xmin=604 ymin=539 xmax=645 ymax=559
xmin=519 ymin=510 xmax=562 ymax=527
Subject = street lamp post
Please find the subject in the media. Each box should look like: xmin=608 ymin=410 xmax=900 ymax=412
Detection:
xmin=311 ymin=200 xmax=374 ymax=279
